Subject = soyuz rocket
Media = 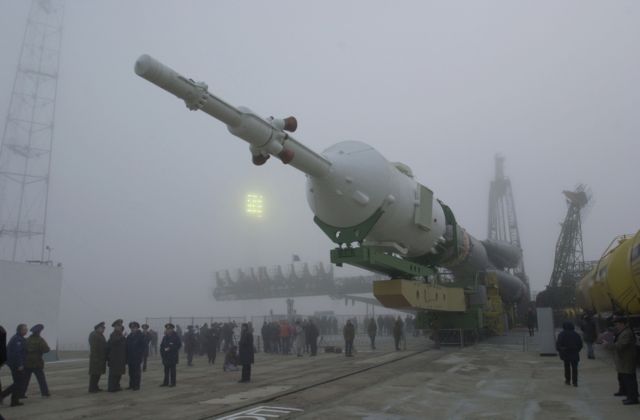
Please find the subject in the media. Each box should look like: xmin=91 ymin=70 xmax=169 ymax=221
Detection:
xmin=135 ymin=55 xmax=527 ymax=304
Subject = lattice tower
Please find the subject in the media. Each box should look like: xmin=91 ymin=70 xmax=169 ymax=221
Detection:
xmin=0 ymin=0 xmax=64 ymax=262
xmin=487 ymin=155 xmax=528 ymax=292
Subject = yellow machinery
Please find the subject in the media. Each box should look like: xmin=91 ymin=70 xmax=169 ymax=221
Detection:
xmin=577 ymin=230 xmax=640 ymax=315
xmin=373 ymin=271 xmax=507 ymax=336
xmin=373 ymin=279 xmax=466 ymax=312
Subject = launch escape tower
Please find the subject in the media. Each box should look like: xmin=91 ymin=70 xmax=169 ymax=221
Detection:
xmin=536 ymin=185 xmax=592 ymax=310
xmin=0 ymin=0 xmax=64 ymax=262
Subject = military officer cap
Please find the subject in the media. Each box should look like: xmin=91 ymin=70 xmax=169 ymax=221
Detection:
xmin=129 ymin=321 xmax=140 ymax=329
xmin=112 ymin=319 xmax=124 ymax=327
xmin=141 ymin=324 xmax=149 ymax=329
xmin=94 ymin=321 xmax=105 ymax=330
xmin=165 ymin=323 xmax=175 ymax=329
xmin=30 ymin=324 xmax=44 ymax=334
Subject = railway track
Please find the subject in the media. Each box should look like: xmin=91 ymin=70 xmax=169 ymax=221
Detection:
xmin=198 ymin=347 xmax=432 ymax=420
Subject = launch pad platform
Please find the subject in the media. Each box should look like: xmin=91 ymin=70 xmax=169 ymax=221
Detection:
xmin=1 ymin=330 xmax=636 ymax=420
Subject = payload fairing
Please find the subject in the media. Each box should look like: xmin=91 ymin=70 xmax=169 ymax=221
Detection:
xmin=134 ymin=55 xmax=526 ymax=308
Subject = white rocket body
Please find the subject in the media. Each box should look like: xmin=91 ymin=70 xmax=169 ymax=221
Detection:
xmin=308 ymin=141 xmax=446 ymax=257
xmin=134 ymin=54 xmax=525 ymax=302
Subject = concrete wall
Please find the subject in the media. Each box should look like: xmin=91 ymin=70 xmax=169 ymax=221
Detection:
xmin=0 ymin=260 xmax=63 ymax=355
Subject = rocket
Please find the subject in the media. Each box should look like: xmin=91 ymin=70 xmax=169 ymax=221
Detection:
xmin=134 ymin=55 xmax=526 ymax=304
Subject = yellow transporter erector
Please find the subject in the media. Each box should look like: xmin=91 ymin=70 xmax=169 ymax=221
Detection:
xmin=577 ymin=230 xmax=640 ymax=315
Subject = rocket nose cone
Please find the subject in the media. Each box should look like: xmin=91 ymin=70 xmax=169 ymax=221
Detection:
xmin=134 ymin=54 xmax=154 ymax=77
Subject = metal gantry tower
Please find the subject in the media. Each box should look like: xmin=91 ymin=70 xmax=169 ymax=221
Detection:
xmin=536 ymin=185 xmax=591 ymax=310
xmin=487 ymin=155 xmax=529 ymax=293
xmin=548 ymin=186 xmax=590 ymax=289
xmin=0 ymin=0 xmax=64 ymax=262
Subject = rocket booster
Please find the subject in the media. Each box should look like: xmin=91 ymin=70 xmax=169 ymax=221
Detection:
xmin=135 ymin=55 xmax=526 ymax=303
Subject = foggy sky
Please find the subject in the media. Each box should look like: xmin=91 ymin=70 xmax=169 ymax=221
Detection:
xmin=1 ymin=1 xmax=639 ymax=347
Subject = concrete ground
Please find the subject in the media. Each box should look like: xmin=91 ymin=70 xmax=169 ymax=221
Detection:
xmin=0 ymin=331 xmax=638 ymax=419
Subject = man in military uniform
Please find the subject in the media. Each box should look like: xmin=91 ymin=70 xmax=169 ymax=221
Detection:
xmin=106 ymin=322 xmax=126 ymax=392
xmin=88 ymin=322 xmax=107 ymax=393
xmin=24 ymin=324 xmax=51 ymax=397
xmin=141 ymin=324 xmax=151 ymax=372
xmin=183 ymin=326 xmax=197 ymax=367
xmin=160 ymin=323 xmax=181 ymax=387
xmin=126 ymin=322 xmax=146 ymax=391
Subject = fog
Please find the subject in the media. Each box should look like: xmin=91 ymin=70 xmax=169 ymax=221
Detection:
xmin=0 ymin=1 xmax=638 ymax=347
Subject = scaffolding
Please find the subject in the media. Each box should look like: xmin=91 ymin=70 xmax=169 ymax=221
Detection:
xmin=0 ymin=0 xmax=64 ymax=262
xmin=487 ymin=155 xmax=530 ymax=303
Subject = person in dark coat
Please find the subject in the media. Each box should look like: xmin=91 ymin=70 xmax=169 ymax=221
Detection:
xmin=126 ymin=322 xmax=146 ymax=391
xmin=526 ymin=308 xmax=537 ymax=337
xmin=610 ymin=316 xmax=638 ymax=405
xmin=580 ymin=313 xmax=597 ymax=359
xmin=106 ymin=324 xmax=126 ymax=392
xmin=393 ymin=317 xmax=404 ymax=351
xmin=149 ymin=328 xmax=159 ymax=356
xmin=141 ymin=324 xmax=151 ymax=372
xmin=367 ymin=318 xmax=377 ymax=350
xmin=160 ymin=323 xmax=181 ymax=387
xmin=0 ymin=325 xmax=6 ymax=419
xmin=88 ymin=322 xmax=107 ymax=393
xmin=0 ymin=325 xmax=7 ymax=396
xmin=556 ymin=321 xmax=583 ymax=387
xmin=343 ymin=320 xmax=355 ymax=357
xmin=205 ymin=327 xmax=219 ymax=365
xmin=24 ymin=324 xmax=50 ymax=397
xmin=307 ymin=319 xmax=319 ymax=356
xmin=0 ymin=324 xmax=27 ymax=406
xmin=238 ymin=323 xmax=254 ymax=383
xmin=183 ymin=326 xmax=197 ymax=367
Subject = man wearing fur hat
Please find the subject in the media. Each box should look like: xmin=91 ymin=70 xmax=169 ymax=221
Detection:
xmin=160 ymin=323 xmax=181 ymax=387
xmin=88 ymin=322 xmax=107 ymax=393
xmin=106 ymin=322 xmax=126 ymax=392
xmin=24 ymin=324 xmax=50 ymax=397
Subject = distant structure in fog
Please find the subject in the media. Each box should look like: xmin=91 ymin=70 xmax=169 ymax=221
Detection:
xmin=487 ymin=155 xmax=530 ymax=301
xmin=214 ymin=261 xmax=381 ymax=300
xmin=0 ymin=0 xmax=64 ymax=262
xmin=537 ymin=185 xmax=595 ymax=309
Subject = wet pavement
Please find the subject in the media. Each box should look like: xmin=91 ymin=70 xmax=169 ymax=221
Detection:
xmin=0 ymin=331 xmax=638 ymax=419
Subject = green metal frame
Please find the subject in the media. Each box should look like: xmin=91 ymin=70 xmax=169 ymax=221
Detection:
xmin=330 ymin=246 xmax=435 ymax=278
xmin=314 ymin=208 xmax=384 ymax=246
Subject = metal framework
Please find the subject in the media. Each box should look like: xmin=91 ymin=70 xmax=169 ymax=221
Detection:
xmin=0 ymin=0 xmax=64 ymax=262
xmin=487 ymin=155 xmax=528 ymax=290
xmin=548 ymin=186 xmax=590 ymax=289
xmin=213 ymin=261 xmax=382 ymax=300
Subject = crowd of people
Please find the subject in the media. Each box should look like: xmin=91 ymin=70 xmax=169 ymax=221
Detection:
xmin=0 ymin=319 xmax=256 ymax=412
xmin=260 ymin=319 xmax=320 ymax=356
xmin=4 ymin=311 xmax=635 ymax=415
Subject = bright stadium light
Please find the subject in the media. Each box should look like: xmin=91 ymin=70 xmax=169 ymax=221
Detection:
xmin=246 ymin=193 xmax=264 ymax=218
